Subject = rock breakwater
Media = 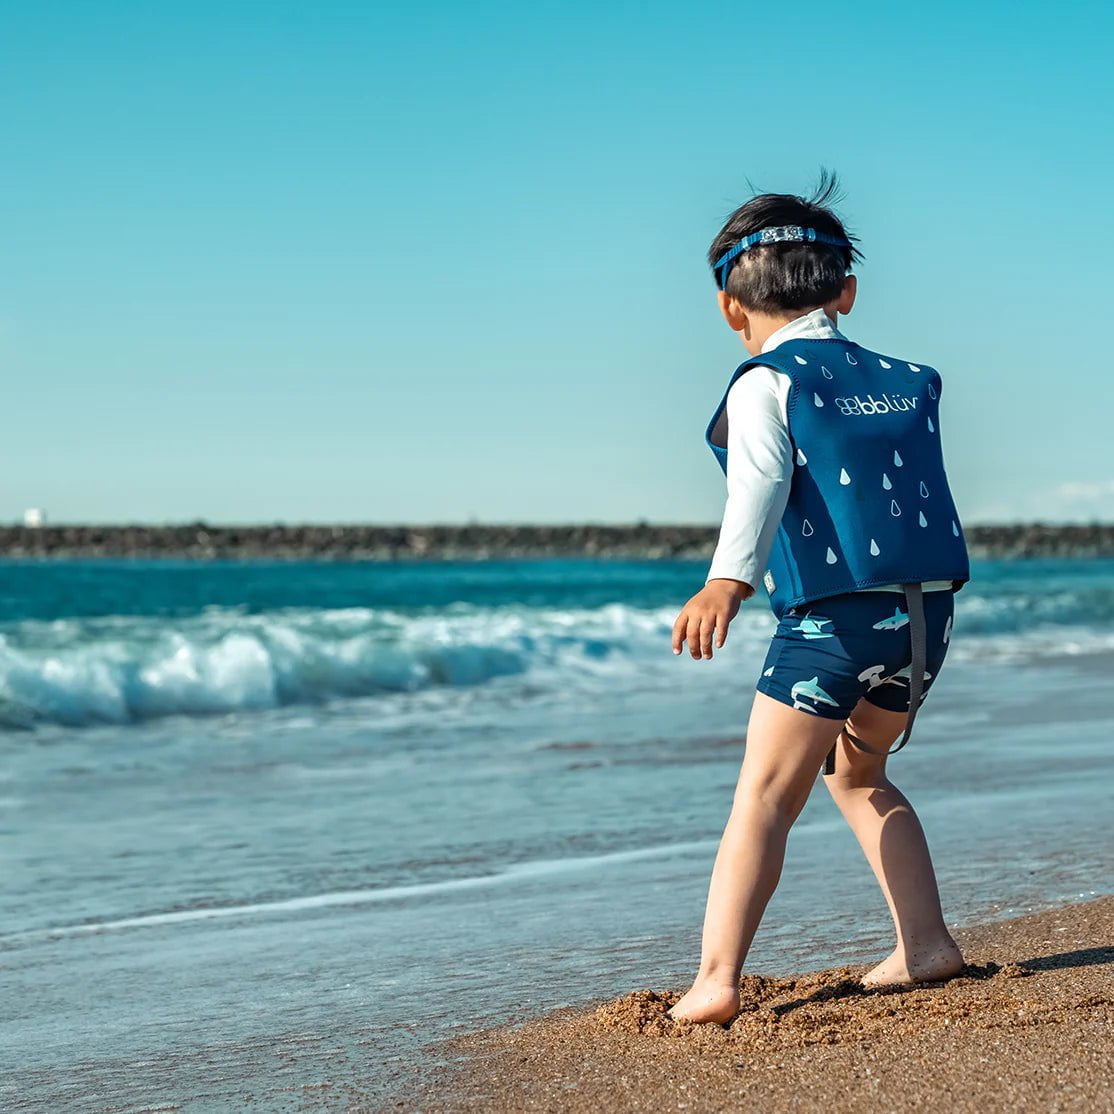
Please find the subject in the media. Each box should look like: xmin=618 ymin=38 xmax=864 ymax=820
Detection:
xmin=3 ymin=521 xmax=1113 ymax=561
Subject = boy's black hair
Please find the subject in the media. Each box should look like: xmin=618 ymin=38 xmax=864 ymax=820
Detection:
xmin=708 ymin=169 xmax=864 ymax=314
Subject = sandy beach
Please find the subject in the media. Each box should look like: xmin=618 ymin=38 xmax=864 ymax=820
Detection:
xmin=397 ymin=896 xmax=1114 ymax=1113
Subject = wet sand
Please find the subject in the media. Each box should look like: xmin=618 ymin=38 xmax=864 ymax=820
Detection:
xmin=396 ymin=897 xmax=1114 ymax=1113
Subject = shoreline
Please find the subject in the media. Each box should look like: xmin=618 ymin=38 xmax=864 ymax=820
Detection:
xmin=394 ymin=895 xmax=1114 ymax=1113
xmin=3 ymin=521 xmax=1114 ymax=561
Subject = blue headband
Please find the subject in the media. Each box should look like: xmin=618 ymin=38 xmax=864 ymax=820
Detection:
xmin=713 ymin=225 xmax=852 ymax=290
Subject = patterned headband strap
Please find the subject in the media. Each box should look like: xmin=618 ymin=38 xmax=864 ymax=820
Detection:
xmin=713 ymin=225 xmax=852 ymax=290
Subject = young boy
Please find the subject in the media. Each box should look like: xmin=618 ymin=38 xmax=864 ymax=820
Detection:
xmin=668 ymin=173 xmax=971 ymax=1024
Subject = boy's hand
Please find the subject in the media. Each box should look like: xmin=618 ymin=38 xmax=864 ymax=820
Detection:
xmin=672 ymin=579 xmax=754 ymax=660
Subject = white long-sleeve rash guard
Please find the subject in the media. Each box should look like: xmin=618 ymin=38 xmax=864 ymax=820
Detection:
xmin=705 ymin=306 xmax=954 ymax=596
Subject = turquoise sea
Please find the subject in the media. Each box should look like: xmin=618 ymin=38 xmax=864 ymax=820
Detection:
xmin=2 ymin=557 xmax=1112 ymax=1110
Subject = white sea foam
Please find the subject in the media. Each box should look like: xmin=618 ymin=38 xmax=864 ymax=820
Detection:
xmin=1 ymin=581 xmax=1111 ymax=729
xmin=0 ymin=603 xmax=707 ymax=728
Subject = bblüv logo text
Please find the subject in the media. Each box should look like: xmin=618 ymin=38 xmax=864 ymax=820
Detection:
xmin=834 ymin=394 xmax=919 ymax=416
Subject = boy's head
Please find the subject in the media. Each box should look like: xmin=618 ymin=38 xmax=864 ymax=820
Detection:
xmin=709 ymin=171 xmax=863 ymax=354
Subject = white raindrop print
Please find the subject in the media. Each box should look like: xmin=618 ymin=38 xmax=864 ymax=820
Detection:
xmin=797 ymin=448 xmax=808 ymax=465
xmin=928 ymin=382 xmax=937 ymax=399
xmin=927 ymin=415 xmax=935 ymax=432
xmin=825 ymin=547 xmax=838 ymax=564
xmin=891 ymin=499 xmax=901 ymax=517
xmin=813 ymin=392 xmax=824 ymax=407
xmin=879 ymin=359 xmax=892 ymax=369
xmin=846 ymin=352 xmax=858 ymax=365
xmin=794 ymin=355 xmax=808 ymax=365
xmin=839 ymin=467 xmax=851 ymax=485
xmin=943 ymin=615 xmax=952 ymax=644
xmin=869 ymin=538 xmax=880 ymax=556
xmin=763 ymin=665 xmax=776 ymax=677
xmin=894 ymin=450 xmax=904 ymax=467
xmin=952 ymin=520 xmax=960 ymax=537
xmin=908 ymin=363 xmax=921 ymax=372
xmin=920 ymin=481 xmax=929 ymax=497
xmin=821 ymin=365 xmax=833 ymax=379
xmin=802 ymin=519 xmax=815 ymax=536
xmin=918 ymin=511 xmax=928 ymax=527
xmin=882 ymin=473 xmax=892 ymax=490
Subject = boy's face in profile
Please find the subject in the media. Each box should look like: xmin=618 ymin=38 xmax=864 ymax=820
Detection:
xmin=717 ymin=274 xmax=858 ymax=357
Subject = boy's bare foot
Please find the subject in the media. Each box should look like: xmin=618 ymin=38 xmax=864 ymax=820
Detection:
xmin=861 ymin=939 xmax=964 ymax=987
xmin=666 ymin=979 xmax=740 ymax=1024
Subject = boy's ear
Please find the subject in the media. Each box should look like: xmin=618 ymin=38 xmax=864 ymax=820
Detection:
xmin=717 ymin=290 xmax=749 ymax=333
xmin=836 ymin=274 xmax=857 ymax=315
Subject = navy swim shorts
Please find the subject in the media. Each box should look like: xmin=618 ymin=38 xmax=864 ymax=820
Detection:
xmin=755 ymin=589 xmax=955 ymax=720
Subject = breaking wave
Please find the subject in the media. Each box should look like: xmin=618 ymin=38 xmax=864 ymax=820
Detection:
xmin=0 ymin=603 xmax=698 ymax=729
xmin=1 ymin=561 xmax=1112 ymax=729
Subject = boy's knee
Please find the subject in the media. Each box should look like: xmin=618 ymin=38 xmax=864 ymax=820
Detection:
xmin=825 ymin=765 xmax=888 ymax=795
xmin=825 ymin=727 xmax=892 ymax=792
xmin=734 ymin=775 xmax=811 ymax=825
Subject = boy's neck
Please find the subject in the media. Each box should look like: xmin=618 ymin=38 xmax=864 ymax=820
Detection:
xmin=748 ymin=305 xmax=838 ymax=355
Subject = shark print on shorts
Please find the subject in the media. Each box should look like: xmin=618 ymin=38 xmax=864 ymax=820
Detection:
xmin=790 ymin=676 xmax=840 ymax=713
xmin=756 ymin=588 xmax=956 ymax=720
xmin=788 ymin=611 xmax=835 ymax=639
xmin=872 ymin=607 xmax=909 ymax=631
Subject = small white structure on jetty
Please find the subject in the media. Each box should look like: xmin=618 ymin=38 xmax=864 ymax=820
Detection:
xmin=23 ymin=507 xmax=47 ymax=528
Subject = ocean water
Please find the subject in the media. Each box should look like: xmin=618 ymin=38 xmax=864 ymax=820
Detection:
xmin=2 ymin=557 xmax=1113 ymax=1111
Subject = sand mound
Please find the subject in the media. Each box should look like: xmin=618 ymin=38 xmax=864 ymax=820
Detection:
xmin=591 ymin=962 xmax=1048 ymax=1047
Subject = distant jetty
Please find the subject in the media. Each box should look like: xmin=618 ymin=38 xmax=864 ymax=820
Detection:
xmin=2 ymin=522 xmax=1114 ymax=561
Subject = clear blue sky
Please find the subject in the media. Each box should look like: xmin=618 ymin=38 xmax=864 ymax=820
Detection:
xmin=3 ymin=0 xmax=1112 ymax=525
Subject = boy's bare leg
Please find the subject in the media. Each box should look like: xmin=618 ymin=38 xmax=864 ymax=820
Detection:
xmin=823 ymin=697 xmax=963 ymax=985
xmin=668 ymin=692 xmax=843 ymax=1023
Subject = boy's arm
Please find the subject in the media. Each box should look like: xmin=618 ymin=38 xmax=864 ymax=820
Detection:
xmin=704 ymin=365 xmax=793 ymax=596
xmin=673 ymin=365 xmax=793 ymax=659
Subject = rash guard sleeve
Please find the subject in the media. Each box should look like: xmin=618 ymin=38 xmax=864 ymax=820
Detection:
xmin=705 ymin=365 xmax=793 ymax=590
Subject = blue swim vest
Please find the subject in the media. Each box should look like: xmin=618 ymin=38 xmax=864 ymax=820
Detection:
xmin=705 ymin=337 xmax=971 ymax=619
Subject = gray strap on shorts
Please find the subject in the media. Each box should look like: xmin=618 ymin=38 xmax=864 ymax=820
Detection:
xmin=822 ymin=582 xmax=926 ymax=776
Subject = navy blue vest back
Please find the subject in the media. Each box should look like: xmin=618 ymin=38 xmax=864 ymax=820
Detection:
xmin=705 ymin=337 xmax=971 ymax=618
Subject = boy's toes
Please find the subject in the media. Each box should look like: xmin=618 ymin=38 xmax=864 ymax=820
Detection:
xmin=861 ymin=952 xmax=910 ymax=987
xmin=862 ymin=943 xmax=964 ymax=987
xmin=667 ymin=982 xmax=740 ymax=1024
